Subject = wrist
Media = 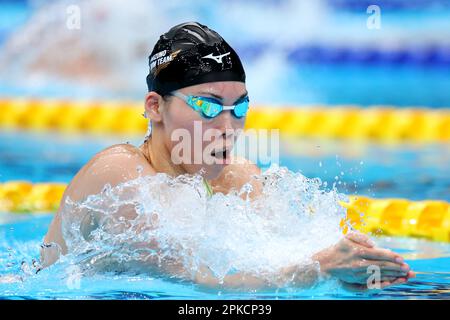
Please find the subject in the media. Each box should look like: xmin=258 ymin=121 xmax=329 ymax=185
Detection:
xmin=311 ymin=247 xmax=333 ymax=277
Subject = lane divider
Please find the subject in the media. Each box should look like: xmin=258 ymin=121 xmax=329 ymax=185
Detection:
xmin=0 ymin=181 xmax=66 ymax=213
xmin=0 ymin=181 xmax=449 ymax=243
xmin=0 ymin=98 xmax=449 ymax=142
xmin=340 ymin=196 xmax=450 ymax=243
xmin=248 ymin=106 xmax=450 ymax=142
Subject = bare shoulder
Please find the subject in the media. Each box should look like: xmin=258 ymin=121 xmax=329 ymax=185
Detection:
xmin=42 ymin=143 xmax=154 ymax=261
xmin=210 ymin=156 xmax=262 ymax=197
xmin=64 ymin=143 xmax=155 ymax=202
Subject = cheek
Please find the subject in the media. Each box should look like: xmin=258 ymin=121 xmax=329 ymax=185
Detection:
xmin=164 ymin=110 xmax=205 ymax=160
xmin=163 ymin=106 xmax=195 ymax=139
xmin=230 ymin=117 xmax=246 ymax=139
xmin=234 ymin=117 xmax=246 ymax=130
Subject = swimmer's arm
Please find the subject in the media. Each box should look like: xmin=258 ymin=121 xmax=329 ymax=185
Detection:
xmin=188 ymin=263 xmax=320 ymax=291
xmin=42 ymin=145 xmax=155 ymax=265
xmin=70 ymin=149 xmax=156 ymax=234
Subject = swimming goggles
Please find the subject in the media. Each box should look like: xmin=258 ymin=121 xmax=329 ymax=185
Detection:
xmin=169 ymin=91 xmax=249 ymax=119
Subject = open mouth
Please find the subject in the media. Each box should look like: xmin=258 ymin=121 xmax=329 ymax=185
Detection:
xmin=211 ymin=147 xmax=231 ymax=162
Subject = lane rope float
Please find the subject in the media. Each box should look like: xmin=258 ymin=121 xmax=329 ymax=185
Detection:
xmin=0 ymin=181 xmax=449 ymax=243
xmin=1 ymin=98 xmax=449 ymax=142
xmin=340 ymin=196 xmax=450 ymax=243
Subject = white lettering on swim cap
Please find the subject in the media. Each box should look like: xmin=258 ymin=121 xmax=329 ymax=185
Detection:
xmin=150 ymin=50 xmax=167 ymax=63
xmin=150 ymin=50 xmax=181 ymax=74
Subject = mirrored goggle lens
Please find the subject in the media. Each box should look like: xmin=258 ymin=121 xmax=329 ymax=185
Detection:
xmin=191 ymin=97 xmax=220 ymax=118
xmin=200 ymin=100 xmax=222 ymax=118
xmin=194 ymin=96 xmax=249 ymax=119
xmin=232 ymin=99 xmax=249 ymax=118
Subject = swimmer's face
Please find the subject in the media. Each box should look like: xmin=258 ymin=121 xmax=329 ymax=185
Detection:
xmin=161 ymin=81 xmax=247 ymax=179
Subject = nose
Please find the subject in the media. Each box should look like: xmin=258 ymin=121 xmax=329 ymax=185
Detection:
xmin=215 ymin=110 xmax=235 ymax=139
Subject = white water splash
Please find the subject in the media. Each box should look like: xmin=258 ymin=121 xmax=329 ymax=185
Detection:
xmin=57 ymin=165 xmax=347 ymax=285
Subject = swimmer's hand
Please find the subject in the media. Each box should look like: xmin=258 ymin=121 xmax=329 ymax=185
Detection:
xmin=312 ymin=231 xmax=416 ymax=290
xmin=192 ymin=262 xmax=321 ymax=291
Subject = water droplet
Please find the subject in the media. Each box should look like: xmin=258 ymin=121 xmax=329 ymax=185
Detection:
xmin=58 ymin=165 xmax=346 ymax=284
xmin=102 ymin=183 xmax=111 ymax=194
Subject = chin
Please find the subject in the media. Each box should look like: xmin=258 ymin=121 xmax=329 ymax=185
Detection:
xmin=203 ymin=164 xmax=226 ymax=180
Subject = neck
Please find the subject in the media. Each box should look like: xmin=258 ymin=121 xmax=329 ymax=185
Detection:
xmin=142 ymin=131 xmax=187 ymax=178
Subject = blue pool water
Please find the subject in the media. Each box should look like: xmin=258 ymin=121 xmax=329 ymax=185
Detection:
xmin=1 ymin=130 xmax=448 ymax=201
xmin=1 ymin=0 xmax=450 ymax=106
xmin=0 ymin=130 xmax=449 ymax=299
xmin=0 ymin=0 xmax=449 ymax=300
xmin=1 ymin=214 xmax=449 ymax=299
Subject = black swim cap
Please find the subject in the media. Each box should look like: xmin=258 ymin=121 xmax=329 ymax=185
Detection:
xmin=146 ymin=22 xmax=246 ymax=96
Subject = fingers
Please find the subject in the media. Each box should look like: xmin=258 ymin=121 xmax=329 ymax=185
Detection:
xmin=349 ymin=275 xmax=405 ymax=286
xmin=361 ymin=260 xmax=411 ymax=273
xmin=382 ymin=261 xmax=411 ymax=273
xmin=379 ymin=276 xmax=398 ymax=282
xmin=360 ymin=247 xmax=404 ymax=264
xmin=367 ymin=275 xmax=399 ymax=282
xmin=380 ymin=281 xmax=393 ymax=289
xmin=380 ymin=277 xmax=407 ymax=289
xmin=378 ymin=270 xmax=409 ymax=278
xmin=342 ymin=276 xmax=408 ymax=291
xmin=340 ymin=282 xmax=369 ymax=292
xmin=345 ymin=231 xmax=375 ymax=248
xmin=345 ymin=232 xmax=407 ymax=267
xmin=359 ymin=269 xmax=408 ymax=277
xmin=355 ymin=270 xmax=408 ymax=282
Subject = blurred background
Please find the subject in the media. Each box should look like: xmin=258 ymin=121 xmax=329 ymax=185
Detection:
xmin=0 ymin=0 xmax=449 ymax=201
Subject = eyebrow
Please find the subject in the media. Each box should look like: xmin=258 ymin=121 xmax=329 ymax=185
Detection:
xmin=196 ymin=91 xmax=248 ymax=104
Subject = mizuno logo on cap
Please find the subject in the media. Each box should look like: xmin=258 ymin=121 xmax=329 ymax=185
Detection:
xmin=202 ymin=52 xmax=230 ymax=64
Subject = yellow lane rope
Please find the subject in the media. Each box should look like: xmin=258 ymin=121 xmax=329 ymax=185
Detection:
xmin=340 ymin=196 xmax=450 ymax=243
xmin=0 ymin=181 xmax=66 ymax=213
xmin=0 ymin=181 xmax=449 ymax=243
xmin=1 ymin=98 xmax=449 ymax=142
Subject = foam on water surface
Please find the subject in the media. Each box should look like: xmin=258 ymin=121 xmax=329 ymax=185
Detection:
xmin=52 ymin=165 xmax=348 ymax=287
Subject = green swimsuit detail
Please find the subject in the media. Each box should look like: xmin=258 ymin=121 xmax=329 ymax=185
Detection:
xmin=203 ymin=178 xmax=214 ymax=198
